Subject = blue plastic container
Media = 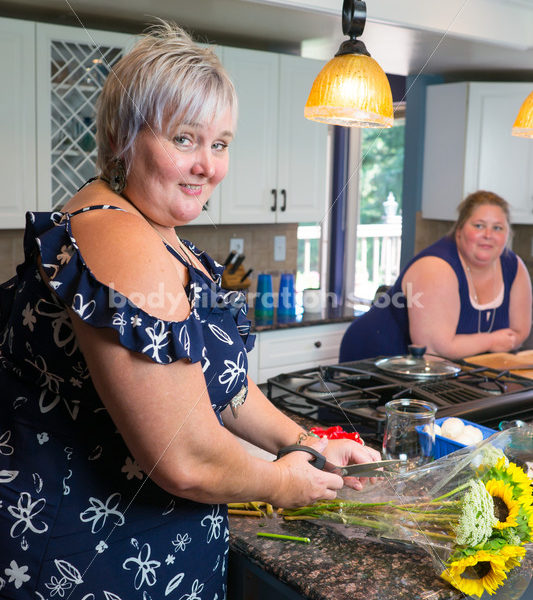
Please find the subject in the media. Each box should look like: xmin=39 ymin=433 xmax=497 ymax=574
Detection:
xmin=278 ymin=273 xmax=296 ymax=317
xmin=254 ymin=273 xmax=274 ymax=319
xmin=417 ymin=417 xmax=496 ymax=459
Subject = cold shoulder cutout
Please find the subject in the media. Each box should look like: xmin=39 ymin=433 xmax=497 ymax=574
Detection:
xmin=24 ymin=209 xmax=254 ymax=365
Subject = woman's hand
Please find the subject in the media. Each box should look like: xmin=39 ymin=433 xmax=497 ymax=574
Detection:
xmin=488 ymin=328 xmax=517 ymax=352
xmin=321 ymin=438 xmax=382 ymax=491
xmin=269 ymin=437 xmax=345 ymax=508
xmin=270 ymin=437 xmax=382 ymax=508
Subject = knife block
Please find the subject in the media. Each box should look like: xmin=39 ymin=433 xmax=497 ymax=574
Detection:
xmin=222 ymin=265 xmax=251 ymax=291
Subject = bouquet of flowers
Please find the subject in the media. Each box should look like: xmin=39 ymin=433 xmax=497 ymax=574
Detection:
xmin=282 ymin=426 xmax=533 ymax=599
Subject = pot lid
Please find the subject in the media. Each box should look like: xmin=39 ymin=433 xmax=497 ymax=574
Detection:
xmin=375 ymin=345 xmax=461 ymax=379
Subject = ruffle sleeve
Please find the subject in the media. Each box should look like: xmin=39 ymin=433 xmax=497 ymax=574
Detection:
xmin=24 ymin=210 xmax=242 ymax=365
xmin=170 ymin=237 xmax=255 ymax=354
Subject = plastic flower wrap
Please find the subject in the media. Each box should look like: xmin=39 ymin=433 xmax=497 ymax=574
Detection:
xmin=282 ymin=426 xmax=533 ymax=599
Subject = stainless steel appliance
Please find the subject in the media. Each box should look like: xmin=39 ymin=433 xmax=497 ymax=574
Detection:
xmin=267 ymin=357 xmax=533 ymax=442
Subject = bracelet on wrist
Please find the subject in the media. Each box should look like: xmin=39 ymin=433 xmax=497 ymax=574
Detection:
xmin=296 ymin=430 xmax=320 ymax=445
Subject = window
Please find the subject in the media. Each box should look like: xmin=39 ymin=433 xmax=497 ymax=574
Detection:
xmin=296 ymin=224 xmax=321 ymax=291
xmin=345 ymin=112 xmax=406 ymax=307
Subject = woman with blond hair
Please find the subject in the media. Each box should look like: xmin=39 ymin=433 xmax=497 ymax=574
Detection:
xmin=0 ymin=21 xmax=378 ymax=598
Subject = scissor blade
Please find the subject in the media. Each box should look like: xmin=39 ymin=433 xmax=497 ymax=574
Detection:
xmin=340 ymin=459 xmax=402 ymax=477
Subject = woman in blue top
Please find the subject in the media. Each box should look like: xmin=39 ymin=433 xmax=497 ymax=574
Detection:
xmin=0 ymin=21 xmax=379 ymax=600
xmin=340 ymin=191 xmax=532 ymax=362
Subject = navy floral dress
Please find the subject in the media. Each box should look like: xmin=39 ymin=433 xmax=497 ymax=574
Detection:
xmin=0 ymin=207 xmax=254 ymax=600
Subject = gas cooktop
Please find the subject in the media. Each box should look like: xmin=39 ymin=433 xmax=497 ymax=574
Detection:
xmin=267 ymin=357 xmax=533 ymax=440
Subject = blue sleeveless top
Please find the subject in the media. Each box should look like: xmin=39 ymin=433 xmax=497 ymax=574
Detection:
xmin=0 ymin=207 xmax=255 ymax=599
xmin=339 ymin=236 xmax=518 ymax=362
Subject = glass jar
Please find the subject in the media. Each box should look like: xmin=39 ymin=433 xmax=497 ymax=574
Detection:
xmin=382 ymin=398 xmax=437 ymax=469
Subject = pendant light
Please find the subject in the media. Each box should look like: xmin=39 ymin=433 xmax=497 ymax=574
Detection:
xmin=304 ymin=0 xmax=393 ymax=128
xmin=512 ymin=91 xmax=533 ymax=138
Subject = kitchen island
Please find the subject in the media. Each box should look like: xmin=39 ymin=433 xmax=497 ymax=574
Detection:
xmin=227 ymin=411 xmax=461 ymax=600
xmin=228 ymin=510 xmax=459 ymax=600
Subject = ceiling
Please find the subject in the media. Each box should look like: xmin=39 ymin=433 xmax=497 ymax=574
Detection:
xmin=1 ymin=0 xmax=533 ymax=78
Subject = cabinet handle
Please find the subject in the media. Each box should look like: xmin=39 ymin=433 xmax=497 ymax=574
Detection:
xmin=280 ymin=189 xmax=287 ymax=211
xmin=270 ymin=189 xmax=277 ymax=212
xmin=314 ymin=340 xmax=322 ymax=348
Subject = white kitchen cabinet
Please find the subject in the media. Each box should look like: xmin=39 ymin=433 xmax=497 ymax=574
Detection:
xmin=246 ymin=338 xmax=259 ymax=383
xmin=422 ymin=81 xmax=533 ymax=223
xmin=248 ymin=322 xmax=349 ymax=384
xmin=220 ymin=48 xmax=328 ymax=225
xmin=36 ymin=23 xmax=136 ymax=212
xmin=0 ymin=18 xmax=36 ymax=229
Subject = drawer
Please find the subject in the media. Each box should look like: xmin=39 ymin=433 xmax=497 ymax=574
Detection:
xmin=258 ymin=322 xmax=349 ymax=370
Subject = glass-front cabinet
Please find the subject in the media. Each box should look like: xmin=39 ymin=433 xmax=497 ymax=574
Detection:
xmin=36 ymin=24 xmax=135 ymax=211
xmin=0 ymin=17 xmax=36 ymax=229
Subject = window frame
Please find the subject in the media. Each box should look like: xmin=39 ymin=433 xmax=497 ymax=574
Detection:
xmin=343 ymin=105 xmax=406 ymax=308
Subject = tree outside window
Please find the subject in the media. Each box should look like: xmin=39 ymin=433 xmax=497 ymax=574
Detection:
xmin=354 ymin=118 xmax=405 ymax=302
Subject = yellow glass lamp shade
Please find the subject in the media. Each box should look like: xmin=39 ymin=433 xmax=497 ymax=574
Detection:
xmin=512 ymin=91 xmax=533 ymax=138
xmin=305 ymin=53 xmax=393 ymax=128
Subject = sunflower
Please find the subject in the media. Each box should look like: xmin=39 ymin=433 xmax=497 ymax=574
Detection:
xmin=441 ymin=549 xmax=508 ymax=597
xmin=500 ymin=544 xmax=526 ymax=571
xmin=494 ymin=458 xmax=532 ymax=503
xmin=485 ymin=480 xmax=520 ymax=529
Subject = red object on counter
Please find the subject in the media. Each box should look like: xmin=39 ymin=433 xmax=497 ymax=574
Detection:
xmin=309 ymin=425 xmax=364 ymax=445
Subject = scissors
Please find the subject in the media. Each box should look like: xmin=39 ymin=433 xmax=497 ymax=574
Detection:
xmin=276 ymin=444 xmax=402 ymax=477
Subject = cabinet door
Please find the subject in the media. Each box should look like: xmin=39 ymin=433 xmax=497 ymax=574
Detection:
xmin=36 ymin=24 xmax=136 ymax=211
xmin=421 ymin=82 xmax=468 ymax=221
xmin=277 ymin=55 xmax=328 ymax=224
xmin=246 ymin=339 xmax=259 ymax=383
xmin=220 ymin=47 xmax=278 ymax=224
xmin=465 ymin=82 xmax=533 ymax=224
xmin=0 ymin=18 xmax=36 ymax=229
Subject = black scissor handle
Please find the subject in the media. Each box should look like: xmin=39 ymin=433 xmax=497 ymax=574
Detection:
xmin=276 ymin=444 xmax=326 ymax=470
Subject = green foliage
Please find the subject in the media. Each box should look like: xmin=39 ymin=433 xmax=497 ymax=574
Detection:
xmin=359 ymin=121 xmax=405 ymax=224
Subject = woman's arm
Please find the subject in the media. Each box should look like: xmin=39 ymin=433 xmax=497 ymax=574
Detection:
xmin=405 ymin=256 xmax=517 ymax=359
xmin=221 ymin=378 xmax=308 ymax=454
xmin=221 ymin=377 xmax=380 ymax=463
xmin=508 ymin=256 xmax=532 ymax=348
xmin=63 ymin=208 xmax=360 ymax=508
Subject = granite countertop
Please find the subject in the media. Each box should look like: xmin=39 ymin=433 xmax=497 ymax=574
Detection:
xmin=229 ymin=412 xmax=461 ymax=600
xmin=229 ymin=515 xmax=459 ymax=600
xmin=251 ymin=304 xmax=365 ymax=332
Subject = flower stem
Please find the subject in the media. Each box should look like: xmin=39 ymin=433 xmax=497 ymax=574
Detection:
xmin=257 ymin=532 xmax=311 ymax=543
xmin=432 ymin=482 xmax=471 ymax=503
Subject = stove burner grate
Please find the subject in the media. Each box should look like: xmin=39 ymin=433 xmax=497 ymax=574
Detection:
xmin=267 ymin=357 xmax=533 ymax=435
xmin=305 ymin=381 xmax=342 ymax=394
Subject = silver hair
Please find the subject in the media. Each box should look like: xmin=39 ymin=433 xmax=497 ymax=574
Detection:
xmin=95 ymin=19 xmax=238 ymax=179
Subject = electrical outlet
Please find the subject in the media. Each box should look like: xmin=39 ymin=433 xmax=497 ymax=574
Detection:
xmin=274 ymin=235 xmax=286 ymax=261
xmin=230 ymin=238 xmax=244 ymax=255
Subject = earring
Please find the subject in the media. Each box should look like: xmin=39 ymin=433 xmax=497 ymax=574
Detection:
xmin=108 ymin=159 xmax=126 ymax=194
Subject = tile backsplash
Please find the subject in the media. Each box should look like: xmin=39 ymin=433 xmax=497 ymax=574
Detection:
xmin=0 ymin=230 xmax=24 ymax=283
xmin=0 ymin=224 xmax=299 ymax=293
xmin=178 ymin=222 xmax=298 ymax=293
